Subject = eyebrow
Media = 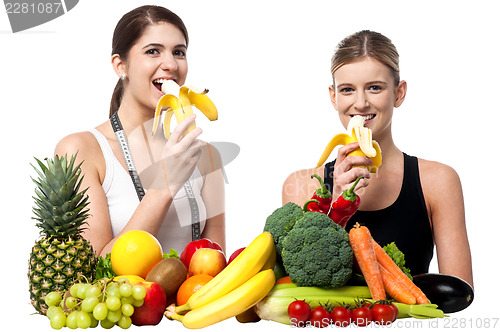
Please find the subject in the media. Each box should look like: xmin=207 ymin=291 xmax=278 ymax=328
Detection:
xmin=336 ymin=81 xmax=388 ymax=89
xmin=141 ymin=43 xmax=187 ymax=50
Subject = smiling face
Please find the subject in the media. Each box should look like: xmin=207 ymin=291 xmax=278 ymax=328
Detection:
xmin=114 ymin=22 xmax=188 ymax=114
xmin=329 ymin=56 xmax=406 ymax=140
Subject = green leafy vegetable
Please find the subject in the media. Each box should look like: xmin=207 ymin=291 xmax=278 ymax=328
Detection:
xmin=383 ymin=242 xmax=412 ymax=280
xmin=163 ymin=248 xmax=180 ymax=259
xmin=95 ymin=253 xmax=116 ymax=279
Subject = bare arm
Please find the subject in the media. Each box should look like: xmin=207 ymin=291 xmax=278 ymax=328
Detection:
xmin=199 ymin=144 xmax=226 ymax=252
xmin=420 ymin=160 xmax=473 ymax=288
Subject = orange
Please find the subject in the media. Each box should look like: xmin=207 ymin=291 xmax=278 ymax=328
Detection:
xmin=111 ymin=230 xmax=163 ymax=278
xmin=176 ymin=274 xmax=213 ymax=306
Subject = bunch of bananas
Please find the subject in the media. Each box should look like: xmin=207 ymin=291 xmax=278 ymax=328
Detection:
xmin=165 ymin=232 xmax=276 ymax=329
xmin=316 ymin=115 xmax=382 ymax=172
xmin=152 ymin=80 xmax=218 ymax=139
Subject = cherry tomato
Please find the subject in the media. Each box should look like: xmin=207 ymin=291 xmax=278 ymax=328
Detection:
xmin=310 ymin=306 xmax=331 ymax=328
xmin=371 ymin=303 xmax=395 ymax=325
xmin=287 ymin=300 xmax=311 ymax=327
xmin=352 ymin=306 xmax=372 ymax=327
xmin=391 ymin=303 xmax=399 ymax=321
xmin=331 ymin=306 xmax=351 ymax=327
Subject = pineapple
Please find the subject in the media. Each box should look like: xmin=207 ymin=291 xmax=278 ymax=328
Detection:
xmin=28 ymin=154 xmax=97 ymax=314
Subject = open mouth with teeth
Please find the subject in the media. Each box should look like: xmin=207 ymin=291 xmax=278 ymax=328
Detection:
xmin=153 ymin=78 xmax=173 ymax=93
xmin=351 ymin=114 xmax=375 ymax=121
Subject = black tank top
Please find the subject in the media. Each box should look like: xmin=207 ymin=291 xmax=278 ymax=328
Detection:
xmin=324 ymin=153 xmax=434 ymax=276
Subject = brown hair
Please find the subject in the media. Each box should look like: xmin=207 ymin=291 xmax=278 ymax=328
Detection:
xmin=109 ymin=5 xmax=189 ymax=118
xmin=330 ymin=30 xmax=400 ymax=87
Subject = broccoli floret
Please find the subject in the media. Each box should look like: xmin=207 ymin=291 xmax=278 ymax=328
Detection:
xmin=263 ymin=202 xmax=304 ymax=256
xmin=281 ymin=211 xmax=353 ymax=288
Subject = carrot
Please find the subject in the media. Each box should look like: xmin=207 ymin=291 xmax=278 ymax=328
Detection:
xmin=275 ymin=276 xmax=293 ymax=285
xmin=349 ymin=223 xmax=386 ymax=300
xmin=372 ymin=239 xmax=430 ymax=304
xmin=378 ymin=263 xmax=416 ymax=304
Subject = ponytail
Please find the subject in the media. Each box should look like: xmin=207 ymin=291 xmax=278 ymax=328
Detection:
xmin=109 ymin=79 xmax=123 ymax=118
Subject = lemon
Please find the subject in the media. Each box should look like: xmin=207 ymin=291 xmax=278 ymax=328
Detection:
xmin=111 ymin=230 xmax=163 ymax=278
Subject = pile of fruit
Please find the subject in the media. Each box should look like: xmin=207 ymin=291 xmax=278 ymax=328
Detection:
xmin=28 ymin=147 xmax=473 ymax=329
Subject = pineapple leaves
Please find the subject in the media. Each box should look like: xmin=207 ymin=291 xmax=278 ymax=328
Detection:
xmin=30 ymin=153 xmax=90 ymax=238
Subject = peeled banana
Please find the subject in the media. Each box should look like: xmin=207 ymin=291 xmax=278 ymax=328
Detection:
xmin=316 ymin=115 xmax=382 ymax=172
xmin=166 ymin=269 xmax=275 ymax=329
xmin=152 ymin=80 xmax=218 ymax=139
xmin=174 ymin=231 xmax=276 ymax=314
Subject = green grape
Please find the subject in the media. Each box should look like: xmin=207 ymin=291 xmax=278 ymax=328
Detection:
xmin=77 ymin=311 xmax=92 ymax=329
xmin=70 ymin=283 xmax=81 ymax=297
xmin=81 ymin=296 xmax=99 ymax=312
xmin=65 ymin=296 xmax=78 ymax=309
xmin=107 ymin=309 xmax=122 ymax=323
xmin=132 ymin=285 xmax=146 ymax=300
xmin=106 ymin=285 xmax=122 ymax=299
xmin=93 ymin=302 xmax=109 ymax=321
xmin=45 ymin=291 xmax=62 ymax=307
xmin=119 ymin=283 xmax=133 ymax=298
xmin=89 ymin=313 xmax=99 ymax=328
xmin=100 ymin=318 xmax=115 ymax=329
xmin=117 ymin=315 xmax=132 ymax=329
xmin=50 ymin=311 xmax=67 ymax=330
xmin=121 ymin=303 xmax=134 ymax=317
xmin=77 ymin=283 xmax=90 ymax=299
xmin=133 ymin=298 xmax=144 ymax=307
xmin=85 ymin=285 xmax=102 ymax=298
xmin=121 ymin=296 xmax=134 ymax=305
xmin=66 ymin=311 xmax=79 ymax=329
xmin=116 ymin=277 xmax=130 ymax=283
xmin=105 ymin=296 xmax=121 ymax=311
xmin=46 ymin=305 xmax=62 ymax=320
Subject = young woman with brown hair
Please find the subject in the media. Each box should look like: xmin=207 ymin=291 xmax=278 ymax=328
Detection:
xmin=282 ymin=30 xmax=473 ymax=287
xmin=55 ymin=5 xmax=225 ymax=256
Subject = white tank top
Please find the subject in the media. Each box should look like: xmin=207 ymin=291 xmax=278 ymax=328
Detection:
xmin=89 ymin=128 xmax=206 ymax=253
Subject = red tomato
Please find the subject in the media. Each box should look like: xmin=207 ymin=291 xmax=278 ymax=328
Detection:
xmin=371 ymin=303 xmax=396 ymax=325
xmin=352 ymin=307 xmax=372 ymax=327
xmin=310 ymin=306 xmax=331 ymax=328
xmin=391 ymin=303 xmax=399 ymax=321
xmin=287 ymin=300 xmax=311 ymax=327
xmin=180 ymin=238 xmax=223 ymax=269
xmin=331 ymin=306 xmax=351 ymax=327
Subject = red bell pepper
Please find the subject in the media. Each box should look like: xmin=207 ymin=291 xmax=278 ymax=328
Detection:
xmin=180 ymin=238 xmax=223 ymax=269
xmin=306 ymin=174 xmax=332 ymax=214
xmin=329 ymin=177 xmax=362 ymax=228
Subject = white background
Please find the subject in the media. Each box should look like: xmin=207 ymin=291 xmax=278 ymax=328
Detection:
xmin=1 ymin=0 xmax=499 ymax=331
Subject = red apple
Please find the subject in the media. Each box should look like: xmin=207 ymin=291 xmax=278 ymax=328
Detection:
xmin=188 ymin=248 xmax=227 ymax=277
xmin=131 ymin=281 xmax=167 ymax=326
xmin=228 ymin=247 xmax=246 ymax=265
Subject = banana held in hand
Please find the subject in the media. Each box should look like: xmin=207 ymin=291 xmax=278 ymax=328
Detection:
xmin=316 ymin=115 xmax=382 ymax=172
xmin=152 ymin=80 xmax=218 ymax=139
xmin=165 ymin=269 xmax=275 ymax=329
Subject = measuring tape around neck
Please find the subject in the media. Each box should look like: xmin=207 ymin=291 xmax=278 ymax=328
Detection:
xmin=110 ymin=112 xmax=201 ymax=241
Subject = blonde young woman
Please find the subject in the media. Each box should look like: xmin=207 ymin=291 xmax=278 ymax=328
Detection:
xmin=282 ymin=30 xmax=472 ymax=287
xmin=55 ymin=6 xmax=225 ymax=256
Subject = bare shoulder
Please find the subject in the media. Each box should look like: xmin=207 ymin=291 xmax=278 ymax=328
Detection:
xmin=282 ymin=166 xmax=325 ymax=206
xmin=54 ymin=131 xmax=105 ymax=179
xmin=418 ymin=158 xmax=462 ymax=188
xmin=418 ymin=158 xmax=464 ymax=211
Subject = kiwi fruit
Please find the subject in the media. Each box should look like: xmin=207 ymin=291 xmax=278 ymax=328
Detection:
xmin=146 ymin=257 xmax=188 ymax=297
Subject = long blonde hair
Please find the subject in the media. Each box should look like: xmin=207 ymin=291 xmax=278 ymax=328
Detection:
xmin=331 ymin=30 xmax=400 ymax=87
